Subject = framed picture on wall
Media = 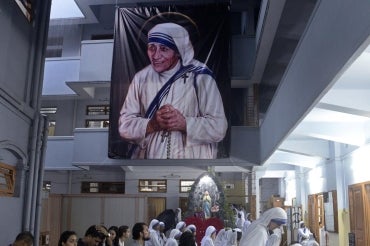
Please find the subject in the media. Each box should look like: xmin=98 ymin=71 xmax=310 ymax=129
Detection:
xmin=14 ymin=0 xmax=33 ymax=22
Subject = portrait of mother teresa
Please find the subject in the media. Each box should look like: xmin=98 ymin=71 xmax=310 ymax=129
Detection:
xmin=118 ymin=22 xmax=227 ymax=159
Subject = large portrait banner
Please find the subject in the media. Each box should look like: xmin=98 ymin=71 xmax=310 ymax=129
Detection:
xmin=109 ymin=3 xmax=230 ymax=160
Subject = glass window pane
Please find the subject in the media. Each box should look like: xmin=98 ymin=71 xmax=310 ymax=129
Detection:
xmin=40 ymin=107 xmax=57 ymax=114
xmin=86 ymin=105 xmax=110 ymax=115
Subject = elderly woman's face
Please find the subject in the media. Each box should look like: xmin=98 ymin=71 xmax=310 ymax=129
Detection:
xmin=147 ymin=43 xmax=179 ymax=73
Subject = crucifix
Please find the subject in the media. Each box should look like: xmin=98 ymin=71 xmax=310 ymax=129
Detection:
xmin=182 ymin=73 xmax=189 ymax=83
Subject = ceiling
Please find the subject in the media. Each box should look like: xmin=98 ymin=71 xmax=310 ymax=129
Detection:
xmin=47 ymin=0 xmax=370 ymax=176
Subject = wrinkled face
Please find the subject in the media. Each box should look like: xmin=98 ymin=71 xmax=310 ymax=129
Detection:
xmin=268 ymin=221 xmax=280 ymax=231
xmin=153 ymin=224 xmax=160 ymax=231
xmin=62 ymin=235 xmax=78 ymax=246
xmin=147 ymin=43 xmax=179 ymax=73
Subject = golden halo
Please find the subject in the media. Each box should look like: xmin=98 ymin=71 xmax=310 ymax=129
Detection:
xmin=137 ymin=11 xmax=200 ymax=44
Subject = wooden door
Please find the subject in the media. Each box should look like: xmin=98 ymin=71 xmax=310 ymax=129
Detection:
xmin=148 ymin=197 xmax=166 ymax=221
xmin=349 ymin=184 xmax=366 ymax=246
xmin=307 ymin=195 xmax=316 ymax=230
xmin=250 ymin=195 xmax=256 ymax=220
xmin=179 ymin=197 xmax=188 ymax=215
xmin=365 ymin=183 xmax=370 ymax=244
xmin=315 ymin=194 xmax=324 ymax=242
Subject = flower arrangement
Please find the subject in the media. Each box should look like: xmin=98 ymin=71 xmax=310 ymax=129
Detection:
xmin=184 ymin=216 xmax=224 ymax=245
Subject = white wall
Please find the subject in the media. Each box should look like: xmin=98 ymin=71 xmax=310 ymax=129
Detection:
xmin=260 ymin=0 xmax=370 ymax=164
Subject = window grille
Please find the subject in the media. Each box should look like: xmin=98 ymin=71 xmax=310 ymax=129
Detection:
xmin=139 ymin=180 xmax=167 ymax=193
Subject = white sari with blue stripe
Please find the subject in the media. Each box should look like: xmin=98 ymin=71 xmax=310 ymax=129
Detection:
xmin=119 ymin=60 xmax=227 ymax=159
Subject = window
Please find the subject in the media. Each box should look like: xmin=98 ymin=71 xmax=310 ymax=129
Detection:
xmin=43 ymin=181 xmax=51 ymax=192
xmin=91 ymin=34 xmax=114 ymax=40
xmin=86 ymin=105 xmax=110 ymax=116
xmin=179 ymin=180 xmax=194 ymax=193
xmin=85 ymin=120 xmax=109 ymax=128
xmin=40 ymin=108 xmax=57 ymax=135
xmin=81 ymin=182 xmax=125 ymax=194
xmin=40 ymin=107 xmax=57 ymax=114
xmin=139 ymin=180 xmax=167 ymax=193
xmin=0 ymin=163 xmax=16 ymax=196
xmin=48 ymin=121 xmax=56 ymax=136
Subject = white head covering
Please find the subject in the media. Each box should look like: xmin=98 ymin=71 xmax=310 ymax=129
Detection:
xmin=214 ymin=228 xmax=226 ymax=246
xmin=201 ymin=226 xmax=216 ymax=246
xmin=239 ymin=207 xmax=287 ymax=246
xmin=169 ymin=229 xmax=182 ymax=239
xmin=149 ymin=219 xmax=160 ymax=230
xmin=175 ymin=208 xmax=182 ymax=223
xmin=236 ymin=210 xmax=246 ymax=229
xmin=176 ymin=221 xmax=186 ymax=231
xmin=165 ymin=229 xmax=181 ymax=246
xmin=225 ymin=230 xmax=237 ymax=246
xmin=186 ymin=224 xmax=197 ymax=233
xmin=148 ymin=23 xmax=195 ymax=66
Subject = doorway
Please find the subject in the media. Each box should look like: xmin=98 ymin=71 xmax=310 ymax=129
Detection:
xmin=349 ymin=182 xmax=370 ymax=246
xmin=148 ymin=197 xmax=166 ymax=221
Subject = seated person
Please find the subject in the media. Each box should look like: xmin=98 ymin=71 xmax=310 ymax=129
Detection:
xmin=297 ymin=222 xmax=319 ymax=246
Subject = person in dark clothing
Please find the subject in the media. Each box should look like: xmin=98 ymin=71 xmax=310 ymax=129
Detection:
xmin=77 ymin=225 xmax=108 ymax=246
xmin=10 ymin=231 xmax=34 ymax=246
xmin=179 ymin=231 xmax=196 ymax=246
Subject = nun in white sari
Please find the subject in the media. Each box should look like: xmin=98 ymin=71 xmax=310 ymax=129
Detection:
xmin=200 ymin=226 xmax=217 ymax=246
xmin=119 ymin=22 xmax=227 ymax=159
xmin=213 ymin=228 xmax=226 ymax=246
xmin=225 ymin=229 xmax=237 ymax=246
xmin=239 ymin=207 xmax=287 ymax=246
xmin=165 ymin=229 xmax=181 ymax=246
xmin=146 ymin=219 xmax=162 ymax=246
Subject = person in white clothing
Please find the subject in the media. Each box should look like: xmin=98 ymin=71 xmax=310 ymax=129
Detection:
xmin=266 ymin=227 xmax=284 ymax=246
xmin=175 ymin=221 xmax=186 ymax=233
xmin=175 ymin=208 xmax=182 ymax=225
xmin=200 ymin=226 xmax=216 ymax=246
xmin=235 ymin=210 xmax=245 ymax=230
xmin=239 ymin=207 xmax=287 ymax=246
xmin=118 ymin=22 xmax=227 ymax=159
xmin=213 ymin=228 xmax=226 ymax=246
xmin=165 ymin=229 xmax=181 ymax=246
xmin=158 ymin=222 xmax=167 ymax=246
xmin=242 ymin=213 xmax=252 ymax=234
xmin=319 ymin=222 xmax=329 ymax=246
xmin=225 ymin=229 xmax=237 ymax=246
xmin=146 ymin=219 xmax=162 ymax=246
xmin=297 ymin=221 xmax=319 ymax=246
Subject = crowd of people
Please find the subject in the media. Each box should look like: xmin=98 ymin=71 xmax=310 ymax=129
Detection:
xmin=9 ymin=207 xmax=327 ymax=246
xmin=58 ymin=207 xmax=287 ymax=246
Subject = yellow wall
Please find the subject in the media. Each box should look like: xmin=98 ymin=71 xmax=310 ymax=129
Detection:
xmin=338 ymin=209 xmax=350 ymax=246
